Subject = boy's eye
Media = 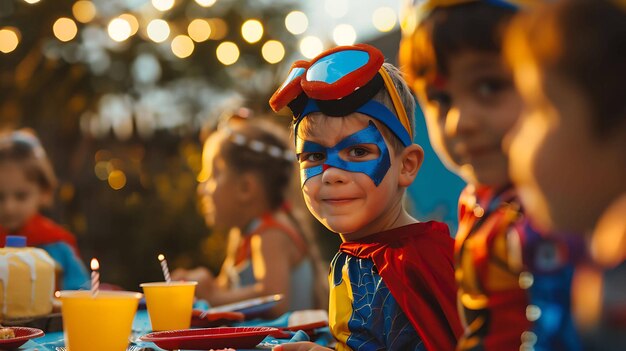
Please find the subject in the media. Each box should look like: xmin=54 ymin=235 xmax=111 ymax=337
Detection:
xmin=348 ymin=147 xmax=369 ymax=158
xmin=475 ymin=78 xmax=511 ymax=99
xmin=298 ymin=152 xmax=325 ymax=163
xmin=15 ymin=191 xmax=30 ymax=201
xmin=344 ymin=144 xmax=379 ymax=160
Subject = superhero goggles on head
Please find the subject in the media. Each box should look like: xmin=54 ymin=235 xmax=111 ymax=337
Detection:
xmin=269 ymin=44 xmax=413 ymax=147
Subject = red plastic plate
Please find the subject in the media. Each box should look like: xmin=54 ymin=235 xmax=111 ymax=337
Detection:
xmin=0 ymin=327 xmax=44 ymax=349
xmin=140 ymin=326 xmax=278 ymax=350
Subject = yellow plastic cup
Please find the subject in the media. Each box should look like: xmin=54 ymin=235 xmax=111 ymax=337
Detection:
xmin=140 ymin=281 xmax=197 ymax=331
xmin=58 ymin=290 xmax=142 ymax=351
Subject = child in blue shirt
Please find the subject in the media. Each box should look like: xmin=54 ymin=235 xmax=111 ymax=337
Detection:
xmin=0 ymin=130 xmax=89 ymax=290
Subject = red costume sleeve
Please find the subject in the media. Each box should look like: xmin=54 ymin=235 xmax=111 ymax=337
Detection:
xmin=0 ymin=214 xmax=80 ymax=254
xmin=340 ymin=221 xmax=463 ymax=351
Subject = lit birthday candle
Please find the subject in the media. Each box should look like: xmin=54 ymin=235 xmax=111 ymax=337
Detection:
xmin=158 ymin=254 xmax=171 ymax=283
xmin=90 ymin=258 xmax=100 ymax=296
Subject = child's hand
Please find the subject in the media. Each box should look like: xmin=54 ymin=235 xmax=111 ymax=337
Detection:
xmin=171 ymin=267 xmax=215 ymax=299
xmin=272 ymin=342 xmax=333 ymax=351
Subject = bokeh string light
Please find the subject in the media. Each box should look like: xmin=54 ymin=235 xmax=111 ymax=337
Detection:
xmin=216 ymin=41 xmax=239 ymax=65
xmin=0 ymin=27 xmax=20 ymax=54
xmin=188 ymin=19 xmax=211 ymax=42
xmin=195 ymin=0 xmax=216 ymax=7
xmin=171 ymin=35 xmax=195 ymax=58
xmin=4 ymin=0 xmax=402 ymax=153
xmin=262 ymin=40 xmax=285 ymax=64
xmin=119 ymin=14 xmax=139 ymax=36
xmin=53 ymin=17 xmax=78 ymax=42
xmin=372 ymin=6 xmax=397 ymax=33
xmin=108 ymin=18 xmax=132 ymax=42
xmin=241 ymin=19 xmax=264 ymax=43
xmin=333 ymin=24 xmax=357 ymax=46
xmin=72 ymin=1 xmax=96 ymax=23
xmin=285 ymin=11 xmax=308 ymax=35
xmin=299 ymin=35 xmax=323 ymax=59
xmin=7 ymin=1 xmax=402 ymax=71
xmin=147 ymin=19 xmax=170 ymax=43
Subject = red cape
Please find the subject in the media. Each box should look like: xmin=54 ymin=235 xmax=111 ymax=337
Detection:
xmin=0 ymin=214 xmax=79 ymax=253
xmin=340 ymin=221 xmax=463 ymax=351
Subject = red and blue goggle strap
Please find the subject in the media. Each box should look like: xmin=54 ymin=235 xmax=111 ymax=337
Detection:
xmin=295 ymin=99 xmax=412 ymax=148
xmin=296 ymin=121 xmax=391 ymax=187
xmin=269 ymin=60 xmax=310 ymax=113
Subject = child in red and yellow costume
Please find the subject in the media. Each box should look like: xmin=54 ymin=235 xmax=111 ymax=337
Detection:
xmin=400 ymin=0 xmax=581 ymax=350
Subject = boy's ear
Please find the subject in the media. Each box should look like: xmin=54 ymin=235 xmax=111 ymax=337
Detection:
xmin=397 ymin=144 xmax=424 ymax=187
xmin=236 ymin=172 xmax=260 ymax=202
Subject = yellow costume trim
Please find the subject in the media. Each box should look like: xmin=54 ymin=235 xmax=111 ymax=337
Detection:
xmin=329 ymin=263 xmax=355 ymax=351
xmin=379 ymin=67 xmax=413 ymax=141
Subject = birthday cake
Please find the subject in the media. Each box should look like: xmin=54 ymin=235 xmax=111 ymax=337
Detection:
xmin=0 ymin=236 xmax=55 ymax=321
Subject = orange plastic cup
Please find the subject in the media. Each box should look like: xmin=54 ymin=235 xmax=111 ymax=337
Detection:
xmin=140 ymin=281 xmax=197 ymax=331
xmin=58 ymin=290 xmax=142 ymax=351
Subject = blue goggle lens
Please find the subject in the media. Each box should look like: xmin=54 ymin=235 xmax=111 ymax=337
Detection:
xmin=279 ymin=67 xmax=306 ymax=91
xmin=306 ymin=50 xmax=370 ymax=84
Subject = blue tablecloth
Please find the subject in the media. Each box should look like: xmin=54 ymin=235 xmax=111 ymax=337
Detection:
xmin=17 ymin=309 xmax=332 ymax=351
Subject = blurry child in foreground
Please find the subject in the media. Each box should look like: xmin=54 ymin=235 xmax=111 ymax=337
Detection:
xmin=173 ymin=114 xmax=328 ymax=318
xmin=505 ymin=0 xmax=626 ymax=348
xmin=0 ymin=130 xmax=89 ymax=290
xmin=400 ymin=0 xmax=581 ymax=349
xmin=269 ymin=44 xmax=462 ymax=351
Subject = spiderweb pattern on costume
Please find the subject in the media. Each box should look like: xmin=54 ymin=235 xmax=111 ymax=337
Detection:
xmin=332 ymin=252 xmax=426 ymax=350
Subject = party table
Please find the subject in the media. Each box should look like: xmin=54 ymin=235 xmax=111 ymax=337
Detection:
xmin=15 ymin=309 xmax=332 ymax=351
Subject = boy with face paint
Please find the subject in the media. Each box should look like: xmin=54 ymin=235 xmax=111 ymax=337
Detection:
xmin=269 ymin=44 xmax=462 ymax=351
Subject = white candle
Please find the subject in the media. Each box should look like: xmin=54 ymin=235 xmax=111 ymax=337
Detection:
xmin=158 ymin=254 xmax=171 ymax=283
xmin=90 ymin=258 xmax=100 ymax=296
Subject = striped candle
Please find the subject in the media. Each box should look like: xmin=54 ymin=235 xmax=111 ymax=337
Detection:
xmin=158 ymin=254 xmax=171 ymax=283
xmin=90 ymin=258 xmax=100 ymax=296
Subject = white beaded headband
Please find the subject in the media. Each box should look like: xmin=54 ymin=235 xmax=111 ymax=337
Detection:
xmin=222 ymin=126 xmax=295 ymax=162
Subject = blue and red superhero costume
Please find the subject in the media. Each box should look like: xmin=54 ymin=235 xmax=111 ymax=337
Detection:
xmin=330 ymin=221 xmax=463 ymax=351
xmin=455 ymin=185 xmax=580 ymax=351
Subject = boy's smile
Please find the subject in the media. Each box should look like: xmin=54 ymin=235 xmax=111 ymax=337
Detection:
xmin=296 ymin=113 xmax=406 ymax=241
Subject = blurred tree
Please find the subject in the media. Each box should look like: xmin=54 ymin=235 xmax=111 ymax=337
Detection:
xmin=0 ymin=0 xmax=300 ymax=289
